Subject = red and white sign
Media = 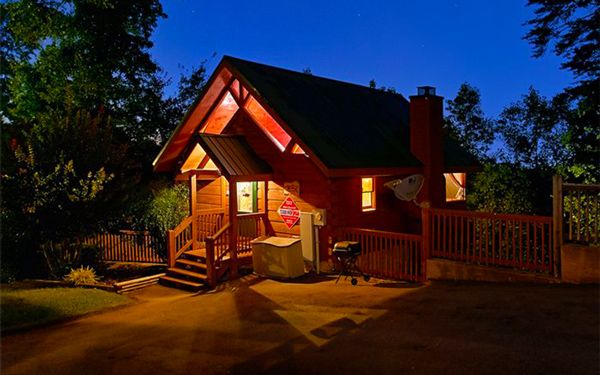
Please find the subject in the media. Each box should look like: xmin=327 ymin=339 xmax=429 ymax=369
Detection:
xmin=278 ymin=196 xmax=301 ymax=229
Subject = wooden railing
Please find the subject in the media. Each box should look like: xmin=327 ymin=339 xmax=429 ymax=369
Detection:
xmin=204 ymin=212 xmax=272 ymax=287
xmin=205 ymin=222 xmax=231 ymax=287
xmin=339 ymin=227 xmax=425 ymax=282
xmin=560 ymin=180 xmax=599 ymax=246
xmin=197 ymin=208 xmax=226 ymax=246
xmin=429 ymin=208 xmax=554 ymax=273
xmin=85 ymin=230 xmax=164 ymax=263
xmin=167 ymin=216 xmax=194 ymax=268
xmin=237 ymin=213 xmax=267 ymax=257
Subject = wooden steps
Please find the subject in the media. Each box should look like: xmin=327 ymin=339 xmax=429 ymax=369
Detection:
xmin=159 ymin=276 xmax=203 ymax=290
xmin=159 ymin=249 xmax=210 ymax=292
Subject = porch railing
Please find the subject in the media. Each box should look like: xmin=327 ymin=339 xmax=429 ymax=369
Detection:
xmin=428 ymin=208 xmax=554 ymax=273
xmin=205 ymin=212 xmax=272 ymax=287
xmin=339 ymin=227 xmax=425 ymax=282
xmin=166 ymin=216 xmax=194 ymax=268
xmin=237 ymin=213 xmax=268 ymax=257
xmin=197 ymin=208 xmax=226 ymax=245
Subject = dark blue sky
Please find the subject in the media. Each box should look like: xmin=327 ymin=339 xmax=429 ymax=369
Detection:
xmin=151 ymin=0 xmax=573 ymax=117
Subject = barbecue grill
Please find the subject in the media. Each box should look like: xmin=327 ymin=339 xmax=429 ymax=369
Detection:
xmin=333 ymin=241 xmax=370 ymax=286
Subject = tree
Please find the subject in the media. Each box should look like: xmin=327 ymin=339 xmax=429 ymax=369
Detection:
xmin=524 ymin=0 xmax=599 ymax=182
xmin=496 ymin=87 xmax=567 ymax=169
xmin=444 ymin=83 xmax=495 ymax=161
xmin=1 ymin=108 xmax=132 ymax=278
xmin=369 ymin=79 xmax=398 ymax=94
xmin=1 ymin=0 xmax=167 ymax=159
xmin=524 ymin=0 xmax=599 ymax=87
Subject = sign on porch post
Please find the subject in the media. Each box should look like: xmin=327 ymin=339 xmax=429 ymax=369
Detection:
xmin=278 ymin=196 xmax=301 ymax=229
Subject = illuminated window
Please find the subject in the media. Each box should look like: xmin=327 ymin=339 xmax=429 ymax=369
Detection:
xmin=361 ymin=177 xmax=375 ymax=211
xmin=201 ymin=91 xmax=239 ymax=134
xmin=291 ymin=143 xmax=306 ymax=155
xmin=245 ymin=96 xmax=292 ymax=151
xmin=237 ymin=182 xmax=256 ymax=213
xmin=445 ymin=173 xmax=466 ymax=201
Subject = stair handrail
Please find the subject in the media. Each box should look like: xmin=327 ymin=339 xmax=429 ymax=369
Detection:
xmin=205 ymin=222 xmax=231 ymax=287
xmin=167 ymin=215 xmax=194 ymax=268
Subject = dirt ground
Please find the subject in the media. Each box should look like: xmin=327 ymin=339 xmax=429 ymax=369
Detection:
xmin=1 ymin=275 xmax=598 ymax=375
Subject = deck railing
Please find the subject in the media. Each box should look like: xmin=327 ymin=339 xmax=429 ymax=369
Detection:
xmin=339 ymin=227 xmax=425 ymax=282
xmin=429 ymin=208 xmax=554 ymax=273
xmin=85 ymin=230 xmax=164 ymax=263
xmin=561 ymin=181 xmax=599 ymax=246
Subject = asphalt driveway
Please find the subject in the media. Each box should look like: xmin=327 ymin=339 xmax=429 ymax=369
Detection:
xmin=2 ymin=275 xmax=598 ymax=375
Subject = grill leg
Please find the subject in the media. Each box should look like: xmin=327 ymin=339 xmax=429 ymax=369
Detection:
xmin=335 ymin=257 xmax=348 ymax=284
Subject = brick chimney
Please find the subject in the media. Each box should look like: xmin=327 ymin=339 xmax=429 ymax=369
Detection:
xmin=410 ymin=86 xmax=445 ymax=207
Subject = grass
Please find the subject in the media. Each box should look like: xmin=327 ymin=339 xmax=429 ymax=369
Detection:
xmin=0 ymin=287 xmax=133 ymax=332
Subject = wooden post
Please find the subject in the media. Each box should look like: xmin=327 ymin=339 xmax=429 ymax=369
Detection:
xmin=229 ymin=179 xmax=239 ymax=277
xmin=167 ymin=230 xmax=176 ymax=268
xmin=552 ymin=174 xmax=563 ymax=278
xmin=421 ymin=201 xmax=431 ymax=282
xmin=190 ymin=174 xmax=197 ymax=249
xmin=205 ymin=237 xmax=217 ymax=288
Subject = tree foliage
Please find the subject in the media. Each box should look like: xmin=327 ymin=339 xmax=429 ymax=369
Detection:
xmin=524 ymin=0 xmax=599 ymax=182
xmin=496 ymin=87 xmax=567 ymax=169
xmin=129 ymin=182 xmax=189 ymax=258
xmin=1 ymin=109 xmax=132 ymax=277
xmin=524 ymin=0 xmax=599 ymax=86
xmin=444 ymin=83 xmax=495 ymax=161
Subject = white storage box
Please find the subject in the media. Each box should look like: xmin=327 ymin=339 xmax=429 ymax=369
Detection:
xmin=251 ymin=236 xmax=304 ymax=279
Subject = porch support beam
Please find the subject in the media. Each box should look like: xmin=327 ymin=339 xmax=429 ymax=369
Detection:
xmin=229 ymin=180 xmax=239 ymax=277
xmin=190 ymin=174 xmax=198 ymax=249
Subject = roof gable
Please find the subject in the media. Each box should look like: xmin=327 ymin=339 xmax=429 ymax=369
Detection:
xmin=224 ymin=56 xmax=422 ymax=169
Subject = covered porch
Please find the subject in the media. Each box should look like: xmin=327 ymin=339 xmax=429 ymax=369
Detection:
xmin=166 ymin=134 xmax=276 ymax=288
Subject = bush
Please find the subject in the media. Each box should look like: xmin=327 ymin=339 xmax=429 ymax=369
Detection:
xmin=64 ymin=266 xmax=100 ymax=286
xmin=130 ymin=182 xmax=189 ymax=258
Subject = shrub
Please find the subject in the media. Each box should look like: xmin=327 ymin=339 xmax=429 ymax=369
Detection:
xmin=64 ymin=266 xmax=100 ymax=286
xmin=130 ymin=183 xmax=189 ymax=258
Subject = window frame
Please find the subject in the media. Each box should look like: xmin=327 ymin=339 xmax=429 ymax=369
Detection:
xmin=444 ymin=173 xmax=466 ymax=202
xmin=361 ymin=177 xmax=376 ymax=211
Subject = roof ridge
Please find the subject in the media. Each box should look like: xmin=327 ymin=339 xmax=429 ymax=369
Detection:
xmin=223 ymin=55 xmax=408 ymax=102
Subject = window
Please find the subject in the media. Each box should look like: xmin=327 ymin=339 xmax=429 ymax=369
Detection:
xmin=291 ymin=143 xmax=306 ymax=155
xmin=445 ymin=173 xmax=466 ymax=201
xmin=237 ymin=182 xmax=256 ymax=213
xmin=361 ymin=177 xmax=375 ymax=211
xmin=245 ymin=96 xmax=292 ymax=151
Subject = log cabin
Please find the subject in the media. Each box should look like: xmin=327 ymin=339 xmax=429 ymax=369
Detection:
xmin=153 ymin=56 xmax=481 ymax=290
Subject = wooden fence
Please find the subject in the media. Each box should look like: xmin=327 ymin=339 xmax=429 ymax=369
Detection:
xmin=339 ymin=227 xmax=425 ymax=282
xmin=85 ymin=231 xmax=164 ymax=263
xmin=428 ymin=208 xmax=554 ymax=273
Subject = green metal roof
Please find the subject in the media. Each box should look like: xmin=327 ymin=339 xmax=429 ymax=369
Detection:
xmin=225 ymin=56 xmax=422 ymax=169
xmin=225 ymin=56 xmax=479 ymax=170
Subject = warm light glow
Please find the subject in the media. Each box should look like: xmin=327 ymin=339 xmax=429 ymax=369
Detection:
xmin=237 ymin=182 xmax=254 ymax=213
xmin=246 ymin=96 xmax=292 ymax=151
xmin=445 ymin=173 xmax=466 ymax=201
xmin=201 ymin=91 xmax=239 ymax=134
xmin=291 ymin=143 xmax=306 ymax=155
xmin=181 ymin=144 xmax=206 ymax=171
xmin=361 ymin=177 xmax=375 ymax=210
